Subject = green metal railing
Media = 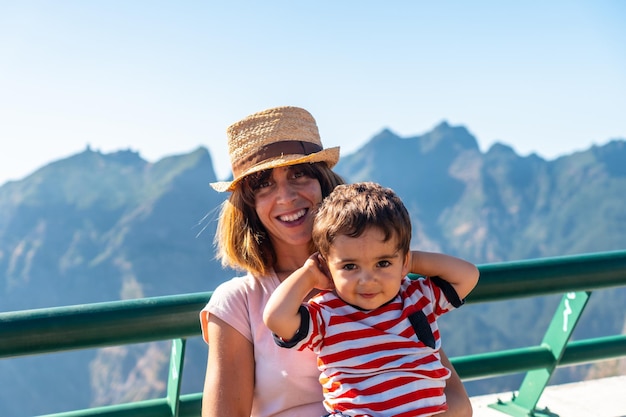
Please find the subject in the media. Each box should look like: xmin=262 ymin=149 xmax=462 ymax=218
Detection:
xmin=2 ymin=250 xmax=626 ymax=417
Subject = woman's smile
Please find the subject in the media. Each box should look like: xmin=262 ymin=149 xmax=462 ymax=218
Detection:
xmin=277 ymin=208 xmax=308 ymax=224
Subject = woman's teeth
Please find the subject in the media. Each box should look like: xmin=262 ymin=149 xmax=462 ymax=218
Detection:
xmin=279 ymin=209 xmax=306 ymax=222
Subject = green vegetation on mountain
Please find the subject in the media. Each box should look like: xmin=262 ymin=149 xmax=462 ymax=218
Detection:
xmin=1 ymin=127 xmax=624 ymax=416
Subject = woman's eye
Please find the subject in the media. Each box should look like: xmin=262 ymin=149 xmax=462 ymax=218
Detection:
xmin=246 ymin=170 xmax=273 ymax=192
xmin=257 ymin=180 xmax=272 ymax=189
xmin=291 ymin=170 xmax=306 ymax=180
xmin=252 ymin=181 xmax=275 ymax=198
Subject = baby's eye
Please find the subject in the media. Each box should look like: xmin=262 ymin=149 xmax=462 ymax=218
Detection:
xmin=377 ymin=260 xmax=391 ymax=268
xmin=342 ymin=263 xmax=357 ymax=271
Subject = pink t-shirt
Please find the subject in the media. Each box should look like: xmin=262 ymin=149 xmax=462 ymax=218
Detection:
xmin=200 ymin=272 xmax=324 ymax=417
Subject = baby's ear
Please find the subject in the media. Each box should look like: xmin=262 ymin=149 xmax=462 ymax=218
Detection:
xmin=401 ymin=251 xmax=411 ymax=276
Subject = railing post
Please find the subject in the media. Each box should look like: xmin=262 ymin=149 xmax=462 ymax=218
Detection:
xmin=489 ymin=291 xmax=591 ymax=416
xmin=167 ymin=338 xmax=186 ymax=417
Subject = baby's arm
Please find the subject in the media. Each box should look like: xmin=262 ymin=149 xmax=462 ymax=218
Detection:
xmin=263 ymin=254 xmax=332 ymax=340
xmin=410 ymin=251 xmax=479 ymax=300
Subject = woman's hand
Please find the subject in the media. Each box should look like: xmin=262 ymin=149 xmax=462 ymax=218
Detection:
xmin=439 ymin=349 xmax=473 ymax=417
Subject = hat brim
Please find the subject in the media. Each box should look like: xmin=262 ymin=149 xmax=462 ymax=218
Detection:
xmin=210 ymin=146 xmax=340 ymax=192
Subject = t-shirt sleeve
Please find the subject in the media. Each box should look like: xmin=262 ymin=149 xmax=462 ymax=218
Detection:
xmin=273 ymin=302 xmax=326 ymax=353
xmin=272 ymin=305 xmax=311 ymax=348
xmin=431 ymin=276 xmax=464 ymax=308
xmin=414 ymin=276 xmax=463 ymax=317
xmin=200 ymin=277 xmax=252 ymax=344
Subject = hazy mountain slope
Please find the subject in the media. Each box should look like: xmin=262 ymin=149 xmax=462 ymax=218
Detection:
xmin=336 ymin=127 xmax=626 ymax=394
xmin=1 ymin=126 xmax=625 ymax=415
xmin=0 ymin=146 xmax=229 ymax=415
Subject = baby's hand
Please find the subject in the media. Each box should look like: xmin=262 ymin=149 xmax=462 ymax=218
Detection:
xmin=306 ymin=253 xmax=334 ymax=291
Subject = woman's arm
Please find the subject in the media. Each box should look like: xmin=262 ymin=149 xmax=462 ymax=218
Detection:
xmin=202 ymin=315 xmax=254 ymax=417
xmin=439 ymin=349 xmax=473 ymax=417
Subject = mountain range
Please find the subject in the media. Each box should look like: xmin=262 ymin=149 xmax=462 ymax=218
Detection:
xmin=1 ymin=121 xmax=625 ymax=416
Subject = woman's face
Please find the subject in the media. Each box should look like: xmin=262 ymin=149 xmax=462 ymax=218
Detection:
xmin=251 ymin=165 xmax=323 ymax=253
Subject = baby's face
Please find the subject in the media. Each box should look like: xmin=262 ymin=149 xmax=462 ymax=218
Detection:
xmin=325 ymin=227 xmax=409 ymax=310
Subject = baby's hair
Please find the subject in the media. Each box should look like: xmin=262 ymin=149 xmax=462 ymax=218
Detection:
xmin=312 ymin=182 xmax=411 ymax=257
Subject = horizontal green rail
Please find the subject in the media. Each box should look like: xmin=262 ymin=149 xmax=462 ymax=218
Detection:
xmin=1 ymin=249 xmax=625 ymax=417
xmin=454 ymin=334 xmax=626 ymax=380
xmin=44 ymin=394 xmax=202 ymax=417
xmin=466 ymin=249 xmax=626 ymax=303
xmin=0 ymin=292 xmax=210 ymax=358
xmin=3 ymin=250 xmax=625 ymax=359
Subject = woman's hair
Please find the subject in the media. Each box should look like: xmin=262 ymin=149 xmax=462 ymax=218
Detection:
xmin=312 ymin=182 xmax=412 ymax=258
xmin=215 ymin=162 xmax=344 ymax=276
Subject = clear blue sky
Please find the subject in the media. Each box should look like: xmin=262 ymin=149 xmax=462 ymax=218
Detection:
xmin=1 ymin=1 xmax=625 ymax=186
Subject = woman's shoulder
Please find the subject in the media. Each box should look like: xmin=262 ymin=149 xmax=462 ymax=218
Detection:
xmin=210 ymin=271 xmax=279 ymax=303
xmin=212 ymin=272 xmax=254 ymax=293
xmin=201 ymin=271 xmax=280 ymax=343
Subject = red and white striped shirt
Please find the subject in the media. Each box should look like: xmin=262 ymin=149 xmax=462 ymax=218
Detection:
xmin=274 ymin=276 xmax=463 ymax=417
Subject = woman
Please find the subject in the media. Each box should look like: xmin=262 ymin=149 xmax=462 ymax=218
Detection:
xmin=200 ymin=106 xmax=472 ymax=417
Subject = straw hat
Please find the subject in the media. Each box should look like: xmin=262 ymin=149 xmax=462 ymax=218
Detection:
xmin=210 ymin=106 xmax=340 ymax=192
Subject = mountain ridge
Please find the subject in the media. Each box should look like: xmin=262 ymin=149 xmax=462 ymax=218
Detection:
xmin=1 ymin=122 xmax=625 ymax=416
